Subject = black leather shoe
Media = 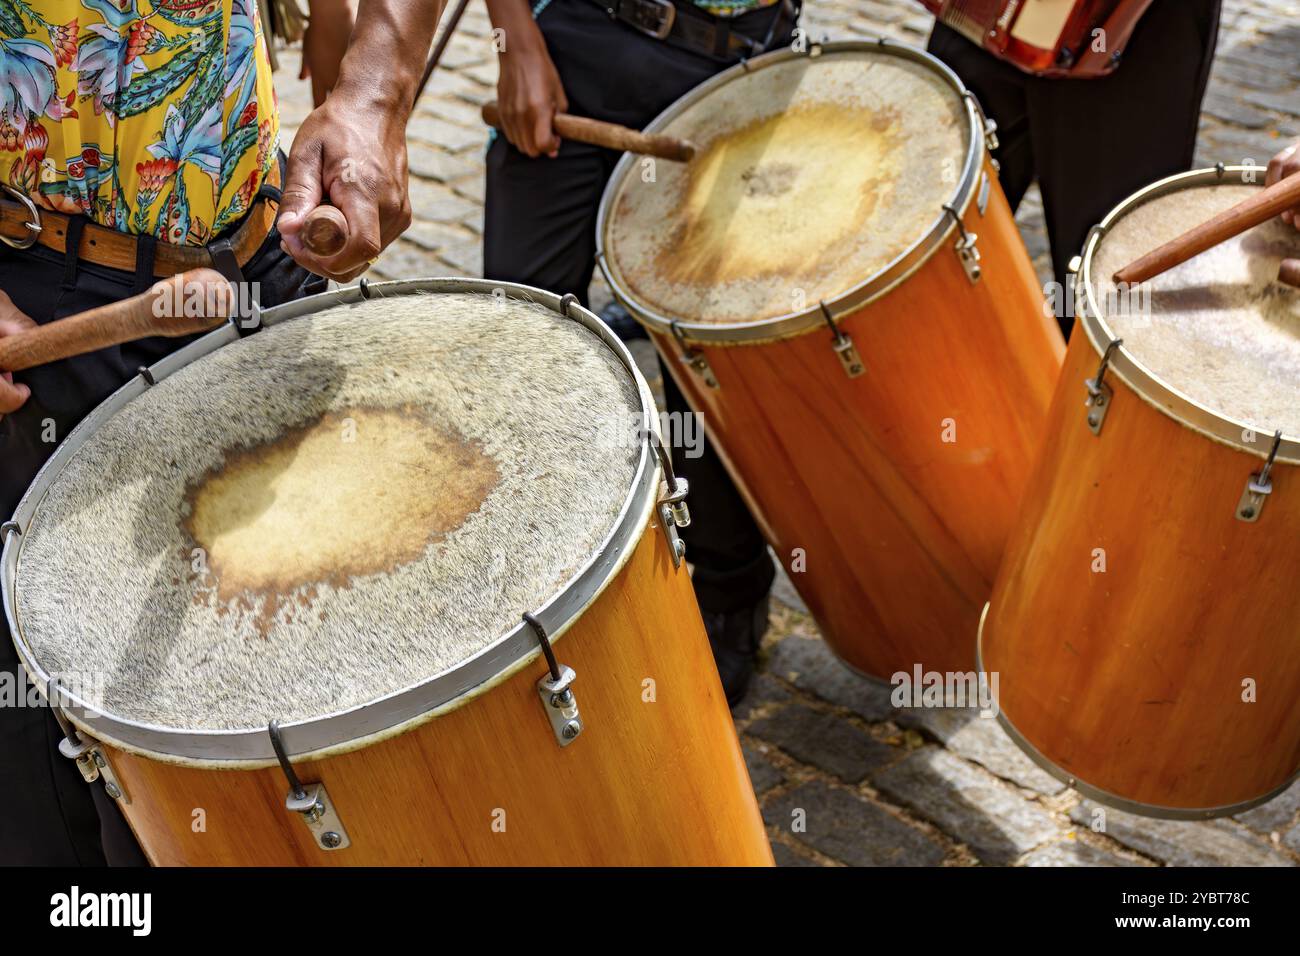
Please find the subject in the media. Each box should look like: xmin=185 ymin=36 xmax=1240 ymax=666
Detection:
xmin=599 ymin=301 xmax=647 ymax=342
xmin=701 ymin=594 xmax=770 ymax=708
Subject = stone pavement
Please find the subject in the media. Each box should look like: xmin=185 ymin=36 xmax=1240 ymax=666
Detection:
xmin=272 ymin=0 xmax=1300 ymax=866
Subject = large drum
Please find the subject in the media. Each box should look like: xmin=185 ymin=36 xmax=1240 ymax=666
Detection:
xmin=1 ymin=279 xmax=772 ymax=865
xmin=981 ymin=166 xmax=1300 ymax=818
xmin=597 ymin=40 xmax=1064 ymax=680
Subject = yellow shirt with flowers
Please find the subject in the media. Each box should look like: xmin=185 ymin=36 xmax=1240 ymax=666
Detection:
xmin=0 ymin=0 xmax=278 ymax=245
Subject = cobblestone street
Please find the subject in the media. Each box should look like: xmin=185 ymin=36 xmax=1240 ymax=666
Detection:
xmin=275 ymin=0 xmax=1300 ymax=866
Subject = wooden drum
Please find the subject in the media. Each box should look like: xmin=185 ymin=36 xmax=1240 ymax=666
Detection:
xmin=982 ymin=167 xmax=1300 ymax=818
xmin=597 ymin=40 xmax=1063 ymax=680
xmin=1 ymin=279 xmax=772 ymax=865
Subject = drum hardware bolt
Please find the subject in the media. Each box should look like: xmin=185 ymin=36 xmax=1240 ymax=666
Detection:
xmin=74 ymin=754 xmax=100 ymax=785
xmin=137 ymin=365 xmax=156 ymax=387
xmin=268 ymin=720 xmax=352 ymax=850
xmin=526 ymin=614 xmax=585 ymax=747
xmin=1215 ymin=162 xmax=1226 ymax=179
xmin=649 ymin=429 xmax=691 ymax=567
xmin=48 ymin=680 xmax=128 ymax=801
xmin=56 ymin=729 xmax=133 ymax=803
xmin=1084 ymin=338 xmax=1123 ymax=436
xmin=1236 ymin=431 xmax=1282 ymax=523
xmin=670 ymin=321 xmax=718 ymax=389
xmin=358 ymin=277 xmax=372 ymax=300
xmin=559 ymin=293 xmax=579 ymax=317
xmin=1067 ymin=255 xmax=1083 ymax=275
xmin=963 ymin=92 xmax=999 ymax=153
xmin=819 ymin=302 xmax=864 ymax=378
xmin=943 ymin=205 xmax=982 ymax=284
xmin=0 ymin=519 xmax=20 ymax=540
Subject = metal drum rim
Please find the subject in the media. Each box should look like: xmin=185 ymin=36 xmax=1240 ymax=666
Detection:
xmin=2 ymin=278 xmax=664 ymax=766
xmin=1077 ymin=165 xmax=1300 ymax=465
xmin=594 ymin=37 xmax=990 ymax=345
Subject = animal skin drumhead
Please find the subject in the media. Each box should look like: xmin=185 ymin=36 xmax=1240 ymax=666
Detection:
xmin=602 ymin=48 xmax=969 ymax=325
xmin=1090 ymin=184 xmax=1300 ymax=437
xmin=13 ymin=293 xmax=643 ymax=732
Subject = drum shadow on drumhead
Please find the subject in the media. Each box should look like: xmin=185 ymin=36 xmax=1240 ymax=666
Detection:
xmin=108 ymin=346 xmax=353 ymax=712
xmin=1139 ymin=228 xmax=1300 ymax=330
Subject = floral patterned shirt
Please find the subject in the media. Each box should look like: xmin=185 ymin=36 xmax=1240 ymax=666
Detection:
xmin=0 ymin=0 xmax=279 ymax=245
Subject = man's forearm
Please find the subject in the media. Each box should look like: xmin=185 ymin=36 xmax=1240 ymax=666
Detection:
xmin=333 ymin=0 xmax=446 ymax=111
xmin=485 ymin=0 xmax=545 ymax=53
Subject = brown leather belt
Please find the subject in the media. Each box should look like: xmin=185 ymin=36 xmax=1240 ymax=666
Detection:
xmin=0 ymin=162 xmax=280 ymax=277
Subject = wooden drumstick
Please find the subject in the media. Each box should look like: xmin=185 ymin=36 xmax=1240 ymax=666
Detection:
xmin=481 ymin=100 xmax=696 ymax=163
xmin=301 ymin=205 xmax=349 ymax=257
xmin=1113 ymin=173 xmax=1300 ymax=285
xmin=0 ymin=269 xmax=233 ymax=373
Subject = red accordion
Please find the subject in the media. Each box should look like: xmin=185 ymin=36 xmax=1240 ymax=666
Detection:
xmin=919 ymin=0 xmax=1156 ymax=78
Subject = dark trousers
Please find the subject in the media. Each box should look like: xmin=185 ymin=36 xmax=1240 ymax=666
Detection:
xmin=483 ymin=0 xmax=785 ymax=613
xmin=928 ymin=0 xmax=1221 ymax=339
xmin=0 ymin=199 xmax=323 ymax=865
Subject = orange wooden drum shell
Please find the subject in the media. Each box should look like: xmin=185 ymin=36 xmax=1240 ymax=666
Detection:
xmin=982 ymin=326 xmax=1300 ymax=814
xmin=96 ymin=518 xmax=773 ymax=865
xmin=654 ymin=165 xmax=1064 ymax=679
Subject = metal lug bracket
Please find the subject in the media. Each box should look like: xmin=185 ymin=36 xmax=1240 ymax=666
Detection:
xmin=49 ymin=682 xmax=130 ymax=803
xmin=56 ymin=736 xmax=131 ymax=803
xmin=1085 ymin=338 xmax=1123 ymax=435
xmin=525 ymin=614 xmax=583 ymax=746
xmin=269 ymin=720 xmax=350 ymax=851
xmin=649 ymin=428 xmax=690 ymax=567
xmin=1236 ymin=431 xmax=1282 ymax=523
xmin=658 ymin=476 xmax=690 ymax=568
xmin=671 ymin=321 xmax=718 ymax=389
xmin=820 ymin=302 xmax=864 ymax=378
xmin=943 ymin=205 xmax=981 ymax=284
xmin=285 ymin=783 xmax=351 ymax=851
xmin=537 ymin=665 xmax=583 ymax=748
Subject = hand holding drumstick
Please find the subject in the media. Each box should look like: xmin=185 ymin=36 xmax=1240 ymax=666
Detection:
xmin=0 ymin=269 xmax=234 ymax=419
xmin=481 ymin=2 xmax=695 ymax=162
xmin=1112 ymin=140 xmax=1300 ymax=289
xmin=1267 ymin=141 xmax=1300 ymax=231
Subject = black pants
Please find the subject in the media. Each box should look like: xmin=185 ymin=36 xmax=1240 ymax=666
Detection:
xmin=483 ymin=0 xmax=786 ymax=613
xmin=928 ymin=0 xmax=1221 ymax=340
xmin=0 ymin=201 xmax=324 ymax=866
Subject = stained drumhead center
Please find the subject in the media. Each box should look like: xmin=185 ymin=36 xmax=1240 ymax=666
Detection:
xmin=184 ymin=406 xmax=501 ymax=604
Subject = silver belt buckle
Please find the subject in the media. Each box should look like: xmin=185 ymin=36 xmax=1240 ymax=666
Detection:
xmin=0 ymin=184 xmax=42 ymax=250
xmin=628 ymin=0 xmax=676 ymax=40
